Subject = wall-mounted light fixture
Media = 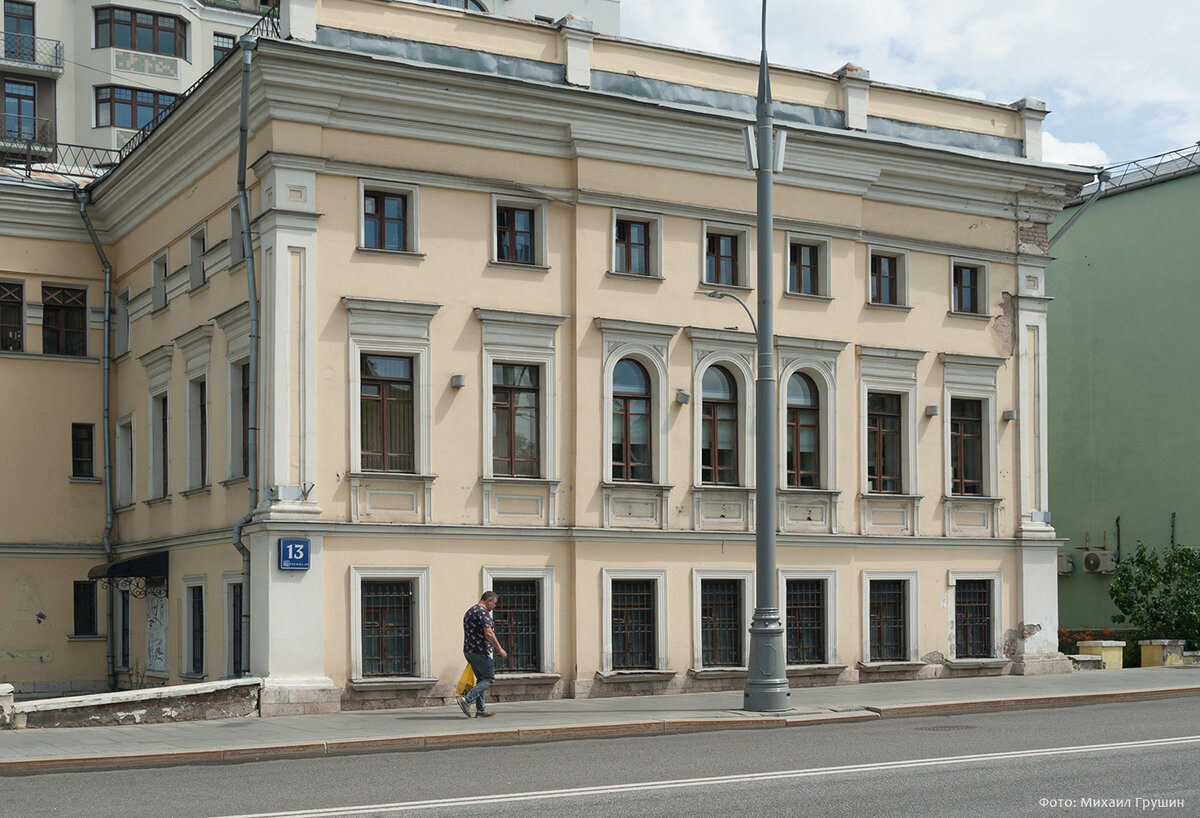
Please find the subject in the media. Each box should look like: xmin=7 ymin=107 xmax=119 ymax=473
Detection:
xmin=1001 ymin=409 xmax=1017 ymax=421
xmin=450 ymin=375 xmax=466 ymax=389
xmin=924 ymin=405 xmax=940 ymax=417
xmin=675 ymin=389 xmax=691 ymax=405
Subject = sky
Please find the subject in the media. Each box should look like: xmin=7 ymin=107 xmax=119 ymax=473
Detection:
xmin=620 ymin=0 xmax=1200 ymax=169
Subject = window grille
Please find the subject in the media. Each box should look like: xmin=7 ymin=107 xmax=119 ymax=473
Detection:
xmin=230 ymin=582 xmax=243 ymax=676
xmin=493 ymin=579 xmax=540 ymax=672
xmin=700 ymin=579 xmax=742 ymax=667
xmin=73 ymin=581 xmax=97 ymax=636
xmin=361 ymin=580 xmax=414 ymax=676
xmin=189 ymin=586 xmax=204 ymax=674
xmin=955 ymin=579 xmax=992 ymax=658
xmin=869 ymin=579 xmax=907 ymax=661
xmin=611 ymin=579 xmax=655 ymax=669
xmin=785 ymin=579 xmax=825 ymax=664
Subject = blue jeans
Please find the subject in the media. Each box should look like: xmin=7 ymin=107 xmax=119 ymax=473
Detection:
xmin=463 ymin=651 xmax=495 ymax=713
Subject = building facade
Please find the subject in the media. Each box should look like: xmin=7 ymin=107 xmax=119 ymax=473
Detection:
xmin=1048 ymin=146 xmax=1200 ymax=630
xmin=0 ymin=0 xmax=1088 ymax=710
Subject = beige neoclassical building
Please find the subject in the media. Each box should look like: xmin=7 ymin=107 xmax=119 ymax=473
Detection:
xmin=0 ymin=0 xmax=1091 ymax=713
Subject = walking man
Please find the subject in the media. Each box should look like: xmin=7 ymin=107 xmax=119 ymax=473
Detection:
xmin=457 ymin=590 xmax=507 ymax=718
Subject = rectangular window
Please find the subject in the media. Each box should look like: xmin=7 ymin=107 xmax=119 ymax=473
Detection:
xmin=950 ymin=398 xmax=983 ymax=496
xmin=3 ymin=79 xmax=35 ymax=139
xmin=212 ymin=32 xmax=234 ymax=64
xmin=152 ymin=393 xmax=168 ymax=497
xmin=229 ymin=202 xmax=245 ymax=267
xmin=955 ymin=579 xmax=993 ymax=658
xmin=187 ymin=584 xmax=204 ymax=675
xmin=869 ymin=579 xmax=907 ymax=661
xmin=699 ymin=578 xmax=742 ymax=667
xmin=785 ymin=578 xmax=826 ymax=664
xmin=789 ymin=242 xmax=820 ymax=295
xmin=189 ymin=229 xmax=206 ymax=290
xmin=361 ymin=579 xmax=414 ymax=677
xmin=116 ymin=416 xmax=133 ymax=506
xmin=496 ymin=205 xmax=535 ymax=264
xmin=151 ymin=252 xmax=167 ymax=311
xmin=611 ymin=578 xmax=655 ymax=670
xmin=492 ymin=579 xmax=540 ymax=673
xmin=71 ymin=423 xmax=94 ymax=477
xmin=359 ymin=354 xmax=414 ymax=472
xmin=117 ymin=589 xmax=131 ymax=668
xmin=363 ymin=191 xmax=408 ymax=252
xmin=866 ymin=392 xmax=901 ymax=493
xmin=705 ymin=232 xmax=738 ymax=285
xmin=73 ymin=580 xmax=98 ymax=636
xmin=41 ymin=286 xmax=87 ymax=356
xmin=229 ymin=581 xmax=243 ymax=677
xmin=870 ymin=254 xmax=899 ymax=305
xmin=95 ymin=6 xmax=186 ymax=57
xmin=188 ymin=379 xmax=207 ymax=488
xmin=4 ymin=2 xmax=35 ymax=62
xmin=953 ymin=264 xmax=981 ymax=314
xmin=492 ymin=363 xmax=540 ymax=477
xmin=614 ymin=219 xmax=650 ymax=275
xmin=95 ymin=85 xmax=176 ymax=130
xmin=0 ymin=282 xmax=22 ymax=351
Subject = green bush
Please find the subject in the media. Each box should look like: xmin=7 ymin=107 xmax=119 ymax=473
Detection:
xmin=1108 ymin=541 xmax=1200 ymax=650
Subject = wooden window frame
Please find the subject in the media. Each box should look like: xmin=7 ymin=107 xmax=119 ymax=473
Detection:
xmin=95 ymin=85 xmax=177 ymax=130
xmin=359 ymin=353 xmax=416 ymax=474
xmin=949 ymin=397 xmax=984 ymax=496
xmin=700 ymin=365 xmax=739 ymax=486
xmin=71 ymin=423 xmax=94 ymax=478
xmin=870 ymin=253 xmax=899 ymax=305
xmin=614 ymin=218 xmax=652 ymax=276
xmin=363 ymin=190 xmax=409 ymax=252
xmin=41 ymin=285 xmax=87 ymax=356
xmin=491 ymin=363 xmax=541 ymax=477
xmin=611 ymin=358 xmax=652 ymax=482
xmin=94 ymin=6 xmax=187 ymax=58
xmin=496 ymin=205 xmax=536 ymax=265
xmin=866 ymin=392 xmax=902 ymax=494
xmin=785 ymin=372 xmax=820 ymax=488
xmin=0 ymin=281 xmax=23 ymax=352
xmin=788 ymin=242 xmax=821 ymax=295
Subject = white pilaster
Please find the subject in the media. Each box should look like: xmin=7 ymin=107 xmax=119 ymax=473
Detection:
xmin=1014 ymin=98 xmax=1048 ymax=162
xmin=558 ymin=16 xmax=595 ymax=87
xmin=836 ymin=64 xmax=870 ymax=132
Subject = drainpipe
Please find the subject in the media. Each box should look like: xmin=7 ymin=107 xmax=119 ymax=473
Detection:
xmin=231 ymin=34 xmax=259 ymax=677
xmin=75 ymin=186 xmax=116 ymax=690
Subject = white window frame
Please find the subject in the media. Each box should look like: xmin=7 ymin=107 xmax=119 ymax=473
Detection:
xmin=491 ymin=193 xmax=549 ymax=268
xmin=343 ymin=298 xmax=439 ymax=476
xmin=776 ymin=338 xmax=844 ymax=491
xmin=221 ymin=571 xmax=243 ymax=678
xmin=151 ymin=250 xmax=168 ymax=312
xmin=779 ymin=569 xmax=838 ymax=665
xmin=477 ymin=308 xmax=565 ymax=480
xmin=189 ymin=226 xmax=207 ymax=291
xmin=691 ymin=568 xmax=754 ymax=669
xmin=139 ymin=345 xmax=174 ymax=500
xmin=115 ymin=413 xmax=135 ymax=508
xmin=358 ymin=179 xmax=421 ymax=255
xmin=690 ymin=329 xmax=756 ymax=488
xmin=180 ymin=574 xmax=206 ymax=678
xmin=598 ymin=318 xmax=677 ymax=485
xmin=861 ymin=570 xmax=919 ymax=663
xmin=867 ymin=246 xmax=909 ymax=307
xmin=701 ymin=221 xmax=752 ymax=288
xmin=785 ymin=232 xmax=832 ymax=298
xmin=601 ymin=567 xmax=668 ymax=672
xmin=482 ymin=566 xmax=556 ymax=674
xmin=947 ymin=570 xmax=1003 ymax=660
xmin=228 ymin=201 xmax=244 ymax=268
xmin=859 ymin=346 xmax=924 ymax=496
xmin=941 ymin=353 xmax=1002 ymax=499
xmin=949 ymin=257 xmax=989 ymax=317
xmin=609 ymin=209 xmax=663 ymax=279
xmin=349 ymin=565 xmax=432 ymax=681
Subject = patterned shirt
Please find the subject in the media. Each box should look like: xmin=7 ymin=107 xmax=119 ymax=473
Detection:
xmin=463 ymin=603 xmax=494 ymax=655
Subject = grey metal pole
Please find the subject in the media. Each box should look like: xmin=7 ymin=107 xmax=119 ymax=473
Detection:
xmin=743 ymin=0 xmax=789 ymax=712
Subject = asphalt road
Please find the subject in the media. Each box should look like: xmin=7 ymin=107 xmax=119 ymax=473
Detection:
xmin=6 ymin=698 xmax=1198 ymax=818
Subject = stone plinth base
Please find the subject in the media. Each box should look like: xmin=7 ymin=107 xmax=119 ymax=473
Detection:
xmin=259 ymin=676 xmax=341 ymax=716
xmin=1139 ymin=639 xmax=1186 ymax=667
xmin=1010 ymin=652 xmax=1073 ymax=675
xmin=1077 ymin=640 xmax=1126 ymax=670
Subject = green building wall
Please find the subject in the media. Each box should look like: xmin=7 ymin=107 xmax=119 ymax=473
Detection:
xmin=1048 ymin=169 xmax=1200 ymax=629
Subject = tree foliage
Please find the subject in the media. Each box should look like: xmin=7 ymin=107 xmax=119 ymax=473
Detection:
xmin=1108 ymin=541 xmax=1200 ymax=649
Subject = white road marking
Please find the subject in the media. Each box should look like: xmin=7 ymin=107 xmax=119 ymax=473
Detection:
xmin=218 ymin=734 xmax=1200 ymax=817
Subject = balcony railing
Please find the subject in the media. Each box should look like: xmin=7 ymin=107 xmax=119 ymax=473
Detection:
xmin=2 ymin=113 xmax=54 ymax=146
xmin=1 ymin=32 xmax=65 ymax=73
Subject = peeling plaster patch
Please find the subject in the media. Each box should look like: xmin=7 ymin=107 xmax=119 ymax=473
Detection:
xmin=1021 ymin=622 xmax=1042 ymax=640
xmin=921 ymin=651 xmax=946 ymax=664
xmin=992 ymin=294 xmax=1016 ymax=356
xmin=1 ymin=576 xmax=49 ymax=632
xmin=1003 ymin=629 xmax=1019 ymax=658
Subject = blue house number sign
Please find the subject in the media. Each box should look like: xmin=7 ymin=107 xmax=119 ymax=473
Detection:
xmin=278 ymin=538 xmax=311 ymax=571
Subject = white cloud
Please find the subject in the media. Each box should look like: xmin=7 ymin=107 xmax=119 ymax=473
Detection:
xmin=1042 ymin=133 xmax=1108 ymax=168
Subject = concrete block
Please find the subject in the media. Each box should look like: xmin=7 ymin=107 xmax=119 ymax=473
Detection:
xmin=1139 ymin=640 xmax=1186 ymax=667
xmin=1077 ymin=640 xmax=1125 ymax=669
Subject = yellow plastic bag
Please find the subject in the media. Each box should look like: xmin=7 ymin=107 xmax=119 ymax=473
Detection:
xmin=455 ymin=663 xmax=475 ymax=696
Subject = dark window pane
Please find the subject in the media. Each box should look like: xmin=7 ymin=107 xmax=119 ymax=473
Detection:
xmin=73 ymin=581 xmax=98 ymax=636
xmin=700 ymin=579 xmax=742 ymax=667
xmin=493 ymin=579 xmax=540 ymax=672
xmin=361 ymin=580 xmax=413 ymax=677
xmin=611 ymin=579 xmax=655 ymax=669
xmin=869 ymin=580 xmax=907 ymax=661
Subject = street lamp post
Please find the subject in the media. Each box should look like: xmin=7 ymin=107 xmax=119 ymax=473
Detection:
xmin=709 ymin=0 xmax=790 ymax=712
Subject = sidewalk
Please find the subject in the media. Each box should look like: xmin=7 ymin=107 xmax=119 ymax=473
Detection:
xmin=2 ymin=666 xmax=1198 ymax=775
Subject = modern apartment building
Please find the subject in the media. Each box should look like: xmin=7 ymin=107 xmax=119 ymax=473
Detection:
xmin=0 ymin=0 xmax=1090 ymax=712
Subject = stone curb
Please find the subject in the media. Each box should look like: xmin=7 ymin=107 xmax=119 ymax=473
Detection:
xmin=866 ymin=685 xmax=1200 ymax=719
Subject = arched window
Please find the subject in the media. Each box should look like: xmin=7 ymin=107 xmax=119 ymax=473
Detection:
xmin=701 ymin=366 xmax=738 ymax=485
xmin=612 ymin=359 xmax=651 ymax=482
xmin=786 ymin=372 xmax=819 ymax=488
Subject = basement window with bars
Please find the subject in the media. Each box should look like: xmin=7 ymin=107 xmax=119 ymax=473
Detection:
xmin=868 ymin=579 xmax=908 ymax=662
xmin=699 ymin=578 xmax=743 ymax=668
xmin=610 ymin=579 xmax=656 ymax=670
xmin=361 ymin=580 xmax=414 ymax=677
xmin=954 ymin=579 xmax=993 ymax=659
xmin=785 ymin=578 xmax=826 ymax=664
xmin=492 ymin=579 xmax=541 ymax=673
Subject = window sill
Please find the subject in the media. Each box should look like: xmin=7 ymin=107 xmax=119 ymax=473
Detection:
xmin=5 ymin=352 xmax=99 ymax=363
xmin=350 ymin=471 xmax=437 ymax=483
xmin=150 ymin=303 xmax=170 ymax=317
xmin=67 ymin=634 xmax=106 ymax=642
xmin=483 ymin=476 xmax=561 ymax=487
xmin=785 ymin=663 xmax=846 ymax=677
xmin=857 ymin=661 xmax=925 ymax=672
xmin=944 ymin=658 xmax=1008 ymax=669
xmin=356 ymin=247 xmax=426 ymax=260
xmin=114 ymin=351 xmax=131 ymax=363
xmin=220 ymin=476 xmax=248 ymax=488
xmin=179 ymin=672 xmax=206 ymax=681
xmin=943 ymin=495 xmax=1002 ymax=503
xmin=864 ymin=302 xmax=912 ymax=312
xmin=488 ymin=260 xmax=550 ymax=273
xmin=946 ymin=310 xmax=992 ymax=321
xmin=348 ymin=677 xmax=438 ymax=691
xmin=783 ymin=292 xmax=833 ymax=303
xmin=69 ymin=476 xmax=102 ymax=484
xmin=181 ymin=485 xmax=212 ymax=498
xmin=114 ymin=503 xmax=135 ymax=514
xmin=602 ymin=481 xmax=673 ymax=491
xmin=779 ymin=487 xmax=839 ymax=497
xmin=698 ymin=282 xmax=752 ymax=294
xmin=861 ymin=492 xmax=923 ymax=501
xmin=188 ymin=280 xmax=210 ymax=296
xmin=594 ymin=669 xmax=675 ymax=682
xmin=492 ymin=672 xmax=561 ymax=686
xmin=143 ymin=495 xmax=172 ymax=507
xmin=605 ymin=270 xmax=663 ymax=282
xmin=686 ymin=667 xmax=748 ymax=680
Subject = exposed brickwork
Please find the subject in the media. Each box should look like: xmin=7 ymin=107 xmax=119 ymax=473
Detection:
xmin=1018 ymin=222 xmax=1049 ymax=254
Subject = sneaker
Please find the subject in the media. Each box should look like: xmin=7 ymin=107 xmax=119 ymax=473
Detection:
xmin=456 ymin=696 xmax=473 ymax=718
xmin=476 ymin=710 xmax=495 ymax=718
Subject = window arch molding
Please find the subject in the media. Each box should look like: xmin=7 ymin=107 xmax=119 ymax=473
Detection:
xmin=596 ymin=318 xmax=678 ymax=487
xmin=690 ymin=345 xmax=754 ymax=488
